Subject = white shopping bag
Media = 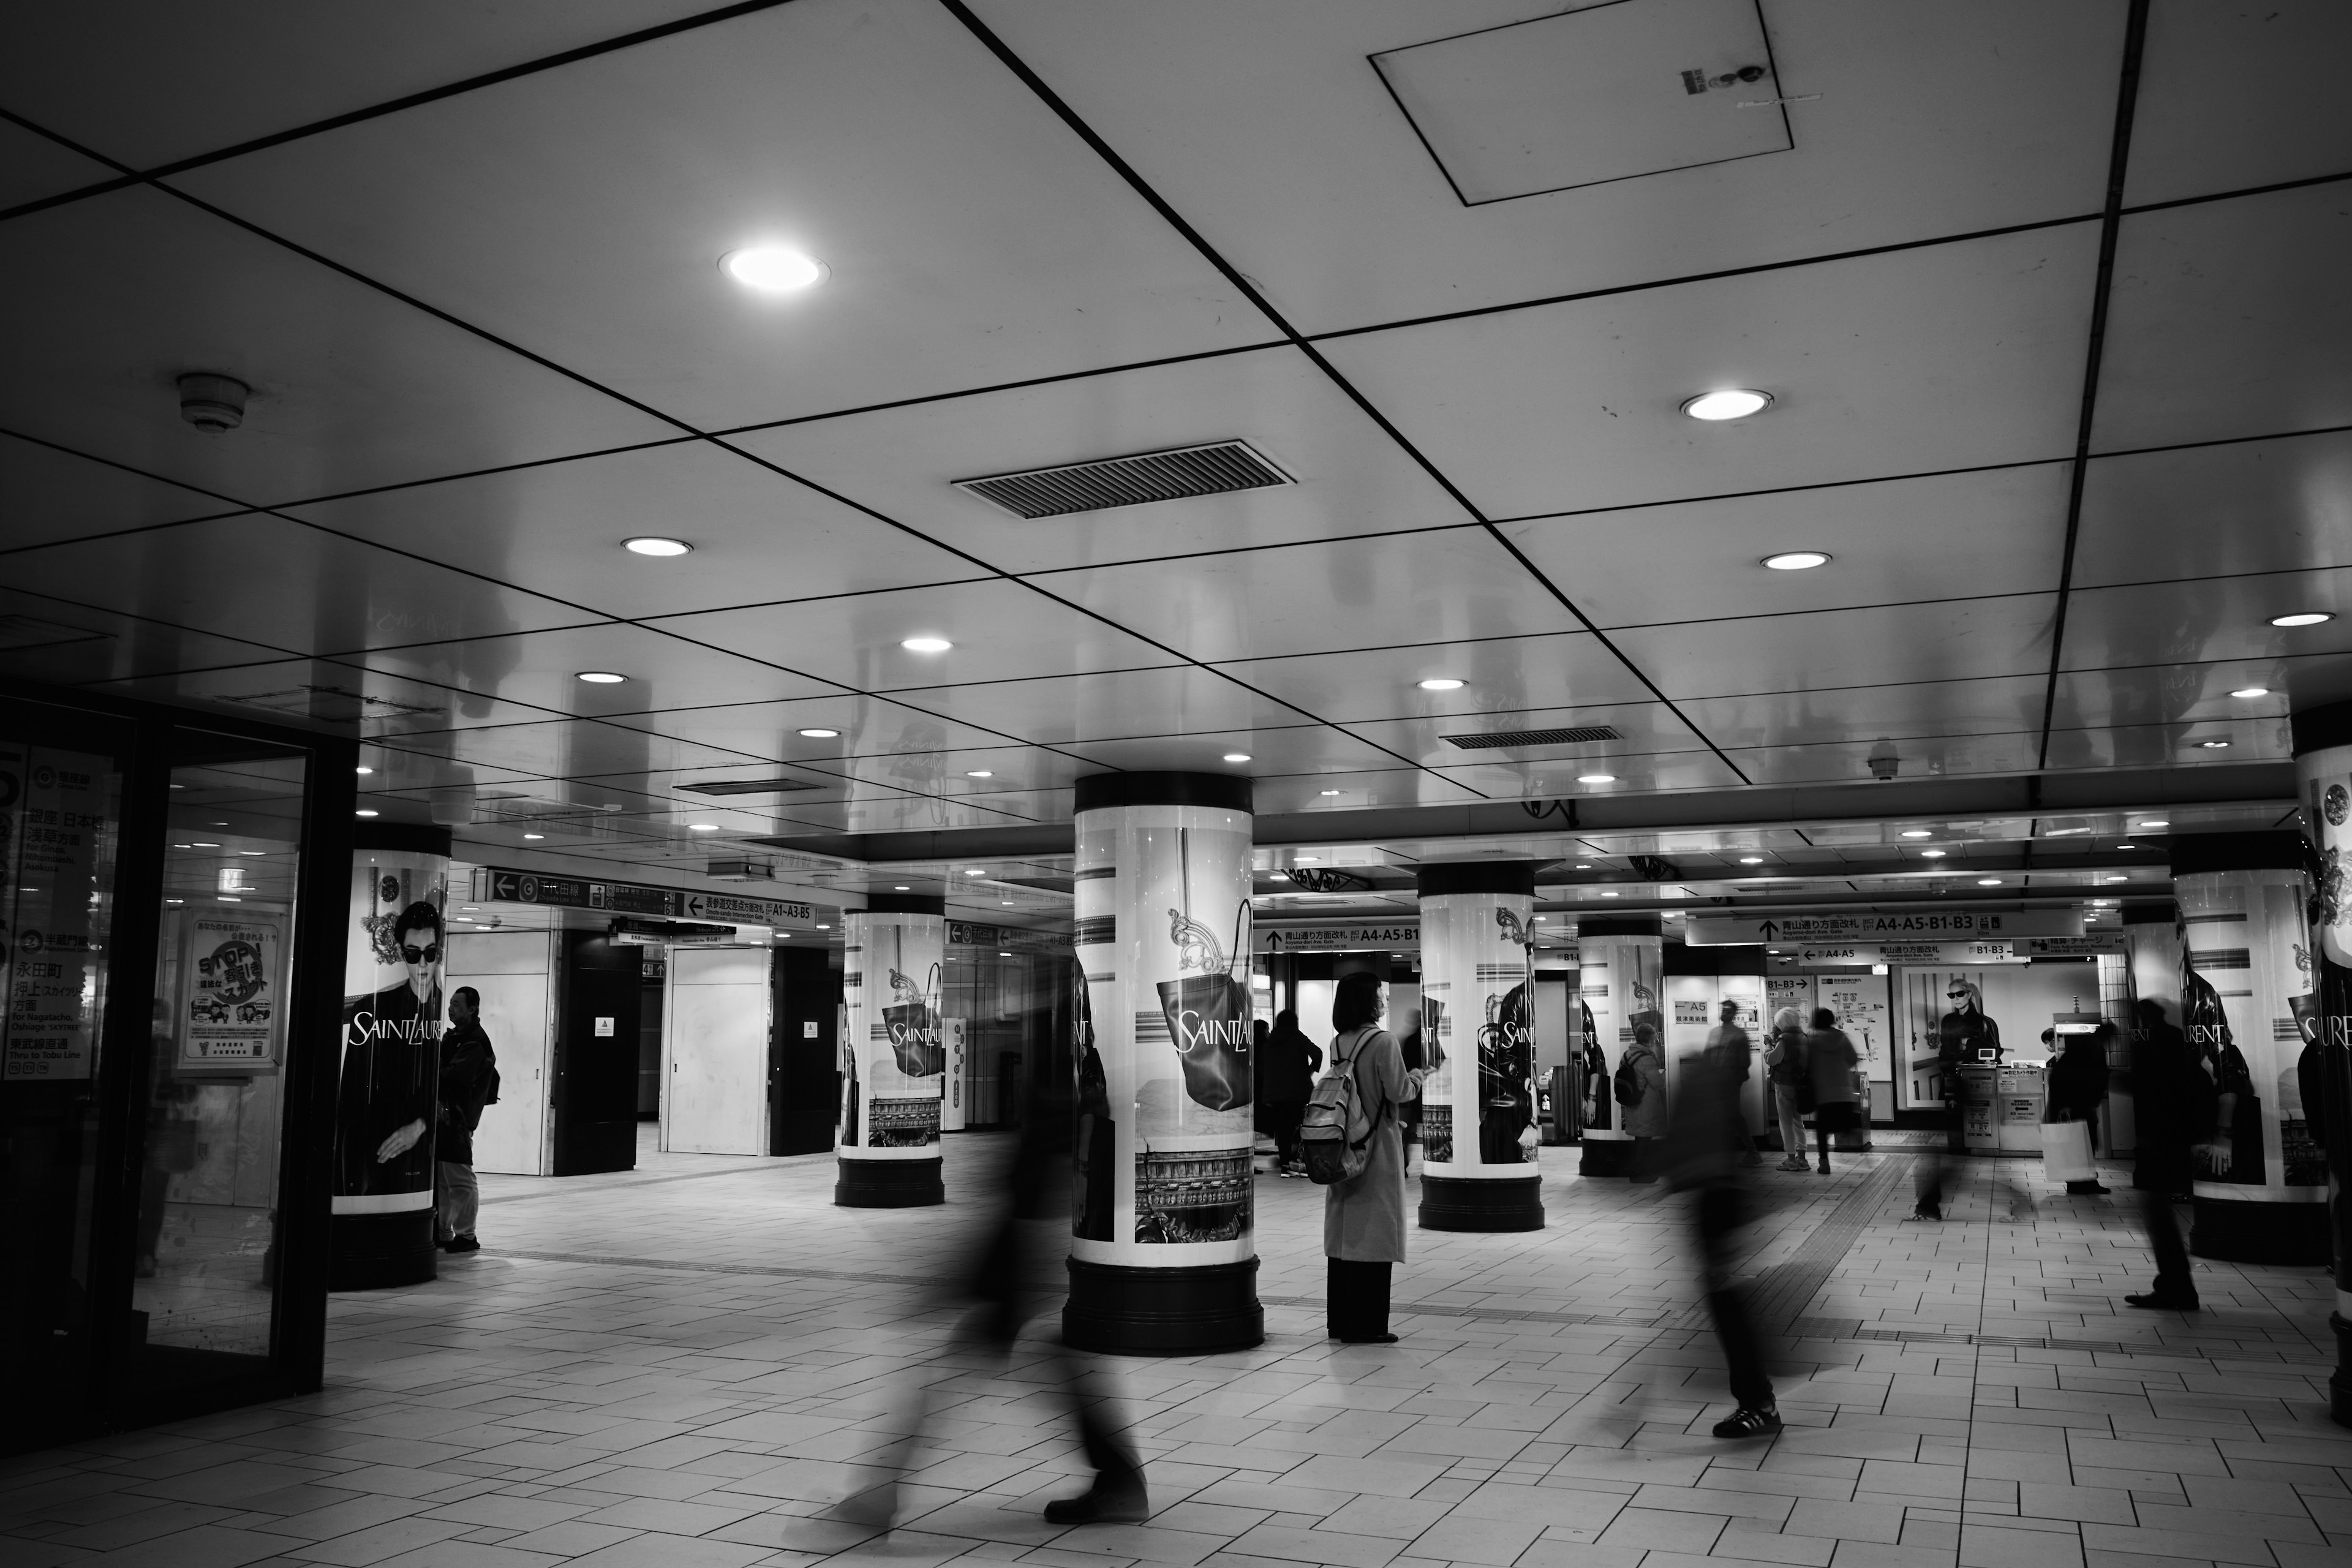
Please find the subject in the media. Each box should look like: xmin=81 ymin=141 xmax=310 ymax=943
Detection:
xmin=2041 ymin=1117 xmax=2095 ymax=1183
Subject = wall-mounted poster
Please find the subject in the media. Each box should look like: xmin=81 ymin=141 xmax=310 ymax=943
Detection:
xmin=179 ymin=910 xmax=285 ymax=1071
xmin=2 ymin=745 xmax=120 ymax=1081
xmin=1819 ymin=973 xmax=1893 ymax=1083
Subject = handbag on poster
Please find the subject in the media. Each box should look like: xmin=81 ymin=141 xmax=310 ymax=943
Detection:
xmin=2041 ymin=1116 xmax=2095 ymax=1184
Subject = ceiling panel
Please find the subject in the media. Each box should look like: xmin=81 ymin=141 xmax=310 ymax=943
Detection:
xmin=2073 ymin=429 xmax=2352 ymax=589
xmin=1032 ymin=527 xmax=1570 ymax=664
xmin=1216 ymin=634 xmax=1656 ymax=724
xmin=1250 ymin=767 xmax=1486 ymax=815
xmin=595 ymin=695 xmax=1028 ymax=764
xmin=727 ymin=346 xmax=1471 ymax=573
xmin=2056 ymin=655 xmax=2352 ymax=732
xmin=352 ymin=622 xmax=842 ymax=719
xmin=880 ymin=666 xmax=1302 ymax=746
xmin=1426 ymin=750 xmax=1744 ymax=797
xmin=1725 ymin=730 xmax=2046 ymax=786
xmin=2093 ymin=186 xmax=2352 ymax=453
xmin=175 ymin=0 xmax=1274 ymax=432
xmin=1060 ymin=726 xmax=1400 ymax=777
xmin=0 ymin=588 xmax=290 ymax=691
xmin=968 ymin=0 xmax=2121 ymax=333
xmin=284 ymin=439 xmax=986 ymax=619
xmin=2038 ymin=715 xmax=2294 ymax=772
xmin=1504 ymin=464 xmax=2071 ymax=629
xmin=86 ymin=656 xmax=576 ymax=739
xmin=1675 ymin=676 xmax=2052 ymax=751
xmin=0 ymin=2 xmax=716 ymax=167
xmin=1321 ymin=226 xmax=2099 ymax=522
xmin=0 ymin=118 xmax=119 ymax=209
xmin=653 ymin=578 xmax=1180 ymax=694
xmin=1609 ymin=596 xmax=2059 ymax=701
xmin=2124 ymin=1 xmax=2352 ymax=208
xmin=374 ymin=717 xmax=764 ymax=784
xmin=1341 ymin=701 xmax=1708 ymax=768
xmin=0 ymin=432 xmax=243 ymax=553
xmin=0 ymin=188 xmax=673 ymax=506
xmin=763 ymin=744 xmax=1095 ymax=799
xmin=2056 ymin=571 xmax=2352 ymax=672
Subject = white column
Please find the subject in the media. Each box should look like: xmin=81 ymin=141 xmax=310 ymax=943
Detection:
xmin=837 ymin=896 xmax=945 ymax=1207
xmin=1417 ymin=862 xmax=1543 ymax=1231
xmin=1575 ymin=919 xmax=1664 ymax=1176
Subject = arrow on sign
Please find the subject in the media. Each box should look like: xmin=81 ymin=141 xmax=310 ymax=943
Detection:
xmin=1757 ymin=919 xmax=1781 ymax=941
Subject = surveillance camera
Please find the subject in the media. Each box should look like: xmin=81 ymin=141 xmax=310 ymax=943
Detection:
xmin=1868 ymin=753 xmax=1900 ymax=781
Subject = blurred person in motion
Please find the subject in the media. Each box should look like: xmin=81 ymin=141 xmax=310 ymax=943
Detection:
xmin=1259 ymin=1008 xmax=1322 ymax=1177
xmin=2124 ymin=997 xmax=2199 ymax=1309
xmin=1805 ymin=1008 xmax=1860 ymax=1175
xmin=2046 ymin=1022 xmax=2113 ymax=1196
xmin=1662 ymin=1030 xmax=1782 ymax=1438
xmin=1704 ymin=998 xmax=1766 ymax=1169
xmin=848 ymin=999 xmax=1147 ymax=1528
xmin=1398 ymin=1006 xmax=1426 ymax=1173
xmin=1322 ymin=971 xmax=1425 ymax=1343
xmin=1765 ymin=1008 xmax=1809 ymax=1172
xmin=1619 ymin=1021 xmax=1667 ymax=1182
xmin=1914 ymin=979 xmax=2001 ymax=1219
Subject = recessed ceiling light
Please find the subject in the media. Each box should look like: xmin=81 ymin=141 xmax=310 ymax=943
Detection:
xmin=798 ymin=728 xmax=840 ymax=739
xmin=355 ymin=765 xmax=373 ymax=775
xmin=1001 ymin=900 xmax=1013 ymax=906
xmin=895 ymin=885 xmax=910 ymax=891
xmin=173 ymin=843 xmax=192 ymax=849
xmin=1417 ymin=677 xmax=1465 ymax=691
xmin=1533 ymin=915 xmax=1547 ymax=921
xmin=1000 ymin=951 xmax=1012 ymax=957
xmin=2107 ymin=875 xmax=2129 ymax=882
xmin=1574 ymin=862 xmax=1591 ymax=869
xmin=965 ymin=770 xmax=993 ymax=778
xmin=2045 ymin=827 xmax=2082 ymax=836
xmin=192 ymin=841 xmax=219 ymax=848
xmin=1224 ymin=753 xmax=1251 ymax=763
xmin=523 ymin=832 xmax=545 ymax=840
xmin=816 ymin=924 xmax=830 ymax=930
xmin=2138 ymin=820 xmax=2167 ymax=828
xmin=688 ymin=823 xmax=721 ymax=832
xmin=1920 ymin=850 xmax=1946 ymax=859
xmin=721 ymin=246 xmax=826 ymax=292
xmin=2198 ymin=739 xmax=2232 ymax=749
xmin=1600 ymin=890 xmax=1620 ymax=897
xmin=1295 ymin=856 xmax=1320 ymax=865
xmin=1762 ymin=551 xmax=1830 ymax=571
xmin=1738 ymin=856 xmax=1763 ymax=864
xmin=1683 ymin=389 xmax=1773 ymax=421
xmin=1900 ymin=829 xmax=1932 ymax=839
xmin=901 ymin=636 xmax=952 ymax=653
xmin=2272 ymin=612 xmax=2334 ymax=627
xmin=238 ymin=850 xmax=265 ymax=856
xmin=1978 ymin=877 xmax=2003 ymax=886
xmin=2116 ymin=842 xmax=2135 ymax=850
xmin=2230 ymin=687 xmax=2271 ymax=699
xmin=462 ymin=907 xmax=478 ymax=912
xmin=624 ymin=537 xmax=692 ymax=557
xmin=965 ymin=867 xmax=984 ymax=875
xmin=217 ymin=895 xmax=242 ymax=903
xmin=577 ymin=671 xmax=627 ymax=684
xmin=352 ymin=812 xmax=377 ymax=820
xmin=1577 ymin=774 xmax=1615 ymax=785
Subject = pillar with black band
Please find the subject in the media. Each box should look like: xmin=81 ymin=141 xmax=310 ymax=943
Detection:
xmin=1063 ymin=772 xmax=1262 ymax=1355
xmin=2290 ymin=701 xmax=2352 ymax=1424
xmin=1415 ymin=861 xmax=1544 ymax=1231
xmin=836 ymin=893 xmax=947 ymax=1208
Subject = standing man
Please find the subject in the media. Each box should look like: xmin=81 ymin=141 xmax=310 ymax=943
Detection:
xmin=435 ymin=986 xmax=499 ymax=1254
xmin=1258 ymin=1008 xmax=1322 ymax=1177
xmin=2046 ymin=1023 xmax=2113 ymax=1195
xmin=1704 ymin=998 xmax=1765 ymax=1169
xmin=2125 ymin=998 xmax=2198 ymax=1308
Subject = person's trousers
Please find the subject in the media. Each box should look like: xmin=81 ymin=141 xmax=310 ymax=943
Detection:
xmin=1327 ymin=1257 xmax=1393 ymax=1341
xmin=2142 ymin=1187 xmax=2195 ymax=1298
xmin=1264 ymin=1099 xmax=1306 ymax=1164
xmin=436 ymin=1160 xmax=479 ymax=1242
xmin=1696 ymin=1186 xmax=1773 ymax=1410
xmin=1916 ymin=1096 xmax=1958 ymax=1212
xmin=1773 ymin=1085 xmax=1806 ymax=1158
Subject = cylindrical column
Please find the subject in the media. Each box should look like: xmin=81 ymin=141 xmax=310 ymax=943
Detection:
xmin=2291 ymin=702 xmax=2352 ymax=1422
xmin=1575 ymin=917 xmax=1664 ymax=1177
xmin=2168 ymin=833 xmax=2325 ymax=1266
xmin=837 ymin=894 xmax=946 ymax=1207
xmin=332 ymin=825 xmax=450 ymax=1290
xmin=1066 ymin=772 xmax=1261 ymax=1355
xmin=1416 ymin=862 xmax=1543 ymax=1232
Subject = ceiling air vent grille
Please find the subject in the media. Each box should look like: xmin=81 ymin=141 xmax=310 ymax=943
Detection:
xmin=678 ymin=777 xmax=820 ymax=796
xmin=1442 ymin=725 xmax=1621 ymax=750
xmin=954 ymin=440 xmax=1292 ymax=519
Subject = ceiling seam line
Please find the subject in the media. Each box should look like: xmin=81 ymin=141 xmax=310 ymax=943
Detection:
xmin=2035 ymin=0 xmax=2152 ymax=773
xmin=2117 ymin=165 xmax=2352 ymax=219
xmin=934 ymin=0 xmax=1749 ymax=790
xmin=0 ymin=0 xmax=803 ymax=226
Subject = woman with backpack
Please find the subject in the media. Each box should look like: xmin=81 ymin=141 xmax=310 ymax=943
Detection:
xmin=1619 ymin=1022 xmax=1667 ymax=1183
xmin=1318 ymin=971 xmax=1425 ymax=1344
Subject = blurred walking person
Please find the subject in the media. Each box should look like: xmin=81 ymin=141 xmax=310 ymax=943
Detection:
xmin=1619 ymin=1021 xmax=1667 ymax=1183
xmin=1704 ymin=998 xmax=1765 ymax=1168
xmin=1259 ymin=1008 xmax=1322 ymax=1177
xmin=2125 ymin=997 xmax=2199 ymax=1309
xmin=2046 ymin=1023 xmax=2113 ymax=1196
xmin=1766 ymin=1008 xmax=1809 ymax=1171
xmin=1662 ymin=1034 xmax=1782 ymax=1438
xmin=1805 ymin=1008 xmax=1860 ymax=1175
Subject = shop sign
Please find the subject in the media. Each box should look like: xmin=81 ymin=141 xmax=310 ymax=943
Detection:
xmin=1686 ymin=910 xmax=2082 ymax=947
xmin=474 ymin=866 xmax=812 ymax=926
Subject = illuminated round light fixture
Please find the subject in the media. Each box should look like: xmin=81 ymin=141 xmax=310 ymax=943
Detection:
xmin=352 ymin=811 xmax=377 ymax=820
xmin=1682 ymin=388 xmax=1773 ymax=421
xmin=1978 ymin=877 xmax=2003 ymax=886
xmin=1600 ymin=890 xmax=1621 ymax=898
xmin=523 ymin=832 xmax=545 ymax=840
xmin=2198 ymin=739 xmax=2232 ymax=749
xmin=2231 ymin=687 xmax=2271 ymax=699
xmin=721 ymin=246 xmax=826 ymax=292
xmin=1320 ymin=788 xmax=1342 ymax=796
xmin=965 ymin=867 xmax=984 ymax=876
xmin=2137 ymin=819 xmax=2168 ymax=828
xmin=1577 ymin=773 xmax=1615 ymax=785
xmin=1762 ymin=551 xmax=1830 ymax=571
xmin=1738 ymin=856 xmax=1764 ymax=865
xmin=894 ymin=885 xmax=910 ymax=891
xmin=1900 ymin=829 xmax=1933 ymax=839
xmin=624 ymin=537 xmax=692 ymax=557
xmin=1223 ymin=752 xmax=1251 ymax=763
xmin=900 ymin=636 xmax=952 ymax=653
xmin=577 ymin=670 xmax=627 ymax=684
xmin=688 ymin=823 xmax=721 ymax=832
xmin=797 ymin=727 xmax=840 ymax=739
xmin=2116 ymin=842 xmax=2135 ymax=850
xmin=1417 ymin=677 xmax=1465 ymax=691
xmin=355 ymin=765 xmax=373 ymax=775
xmin=2107 ymin=875 xmax=2129 ymax=882
xmin=2272 ymin=612 xmax=2334 ymax=627
xmin=965 ymin=769 xmax=992 ymax=778
xmin=1920 ymin=849 xmax=1947 ymax=859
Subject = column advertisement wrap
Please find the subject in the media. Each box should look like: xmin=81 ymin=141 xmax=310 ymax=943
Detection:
xmin=1417 ymin=863 xmax=1542 ymax=1231
xmin=837 ymin=899 xmax=946 ymax=1207
xmin=2171 ymin=832 xmax=2326 ymax=1268
xmin=2291 ymin=707 xmax=2352 ymax=1422
xmin=1576 ymin=924 xmax=1664 ymax=1177
xmin=333 ymin=841 xmax=449 ymax=1289
xmin=1066 ymin=772 xmax=1260 ymax=1355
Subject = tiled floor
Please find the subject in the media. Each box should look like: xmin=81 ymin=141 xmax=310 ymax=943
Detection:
xmin=8 ymin=1129 xmax=2348 ymax=1568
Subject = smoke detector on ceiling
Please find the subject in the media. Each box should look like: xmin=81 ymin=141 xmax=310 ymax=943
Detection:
xmin=177 ymin=373 xmax=249 ymax=433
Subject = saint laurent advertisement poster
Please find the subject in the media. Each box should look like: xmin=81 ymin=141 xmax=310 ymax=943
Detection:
xmin=840 ymin=912 xmax=944 ymax=1158
xmin=335 ymin=858 xmax=445 ymax=1216
xmin=2177 ymin=869 xmax=2323 ymax=1200
xmin=1420 ymin=891 xmax=1536 ymax=1177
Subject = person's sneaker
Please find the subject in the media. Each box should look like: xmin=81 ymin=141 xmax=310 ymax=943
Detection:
xmin=2067 ymin=1181 xmax=2112 ymax=1195
xmin=1043 ymin=1479 xmax=1148 ymax=1525
xmin=1711 ymin=1404 xmax=1782 ymax=1439
xmin=446 ymin=1235 xmax=481 ymax=1254
xmin=1907 ymin=1205 xmax=1942 ymax=1223
xmin=2124 ymin=1290 xmax=2199 ymax=1311
xmin=1815 ymin=1163 xmax=1831 ymax=1175
xmin=1777 ymin=1158 xmax=1809 ymax=1172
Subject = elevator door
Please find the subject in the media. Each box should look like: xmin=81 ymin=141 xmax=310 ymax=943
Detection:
xmin=769 ymin=945 xmax=839 ymax=1155
xmin=663 ymin=946 xmax=770 ymax=1155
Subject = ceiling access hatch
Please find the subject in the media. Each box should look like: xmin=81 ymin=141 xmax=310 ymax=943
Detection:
xmin=677 ymin=777 xmax=821 ymax=796
xmin=1443 ymin=725 xmax=1623 ymax=750
xmin=954 ymin=440 xmax=1292 ymax=519
xmin=1371 ymin=0 xmax=1793 ymax=206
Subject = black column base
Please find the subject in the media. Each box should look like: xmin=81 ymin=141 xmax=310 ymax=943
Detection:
xmin=329 ymin=1210 xmax=437 ymax=1291
xmin=1580 ymin=1138 xmax=1634 ymax=1177
xmin=2190 ymin=1196 xmax=2331 ymax=1265
xmin=2331 ymin=1314 xmax=2352 ymax=1430
xmin=835 ymin=1155 xmax=944 ymax=1207
xmin=1420 ymin=1174 xmax=1544 ymax=1232
xmin=1063 ymin=1256 xmax=1261 ymax=1355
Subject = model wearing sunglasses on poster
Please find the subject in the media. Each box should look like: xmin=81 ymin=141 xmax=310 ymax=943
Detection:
xmin=1912 ymin=978 xmax=2030 ymax=1223
xmin=336 ymin=901 xmax=443 ymax=1197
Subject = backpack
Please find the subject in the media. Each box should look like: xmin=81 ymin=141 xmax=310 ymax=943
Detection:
xmin=1613 ymin=1053 xmax=1645 ymax=1109
xmin=1300 ymin=1028 xmax=1389 ymax=1185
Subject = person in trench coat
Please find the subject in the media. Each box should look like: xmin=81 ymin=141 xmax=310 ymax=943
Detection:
xmin=1324 ymin=970 xmax=1425 ymax=1344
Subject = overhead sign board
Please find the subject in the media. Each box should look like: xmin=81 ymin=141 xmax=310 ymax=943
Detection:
xmin=1684 ymin=910 xmax=2082 ymax=947
xmin=1256 ymin=921 xmax=1421 ymax=953
xmin=948 ymin=922 xmax=1074 ymax=952
xmin=475 ymin=867 xmax=813 ymax=926
xmin=1787 ymin=932 xmax=2124 ymax=967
